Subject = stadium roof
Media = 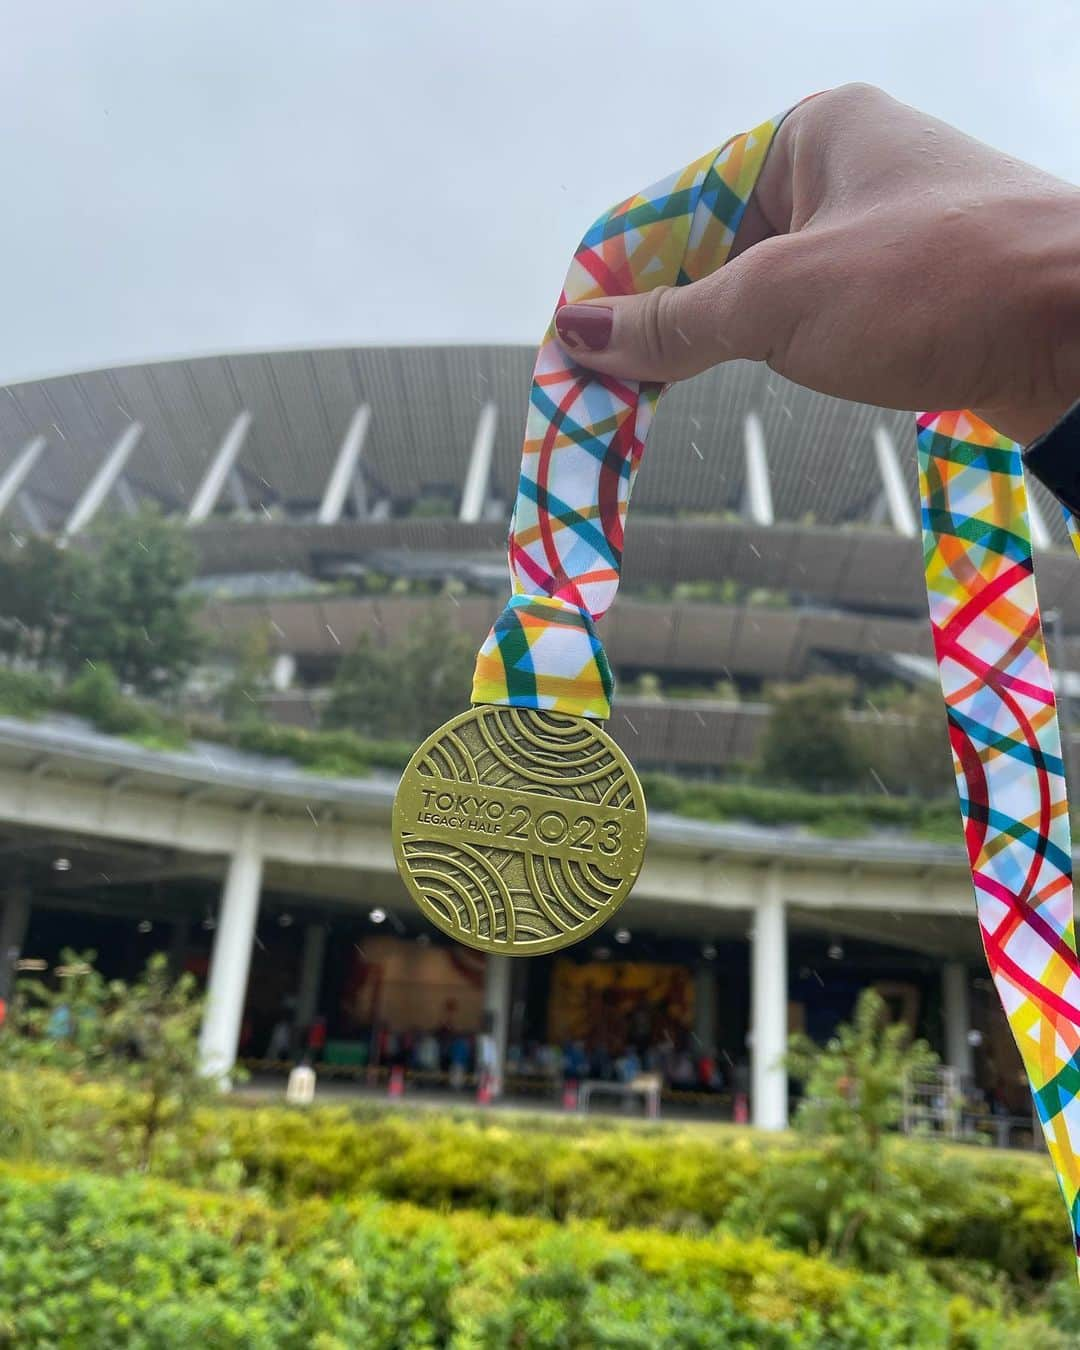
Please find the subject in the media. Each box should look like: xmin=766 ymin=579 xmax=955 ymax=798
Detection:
xmin=0 ymin=344 xmax=1070 ymax=544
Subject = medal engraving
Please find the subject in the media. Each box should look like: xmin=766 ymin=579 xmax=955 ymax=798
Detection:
xmin=392 ymin=706 xmax=646 ymax=954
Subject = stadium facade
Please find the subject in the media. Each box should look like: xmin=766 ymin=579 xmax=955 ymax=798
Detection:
xmin=0 ymin=344 xmax=1075 ymax=1131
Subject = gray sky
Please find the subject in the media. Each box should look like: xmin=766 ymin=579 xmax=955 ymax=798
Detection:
xmin=0 ymin=0 xmax=1076 ymax=387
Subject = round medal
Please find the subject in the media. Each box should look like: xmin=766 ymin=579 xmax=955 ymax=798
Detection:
xmin=392 ymin=705 xmax=647 ymax=955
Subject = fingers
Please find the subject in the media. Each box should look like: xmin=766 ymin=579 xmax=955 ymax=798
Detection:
xmin=553 ymin=235 xmax=804 ymax=383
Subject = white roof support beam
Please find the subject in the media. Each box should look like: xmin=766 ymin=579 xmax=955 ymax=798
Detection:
xmin=1026 ymin=484 xmax=1052 ymax=551
xmin=872 ymin=426 xmax=917 ymax=538
xmin=16 ymin=492 xmax=45 ymax=535
xmin=318 ymin=405 xmax=371 ymax=524
xmin=62 ymin=422 xmax=143 ymax=540
xmin=742 ymin=412 xmax=774 ymax=526
xmin=459 ymin=402 xmax=497 ymax=524
xmin=0 ymin=437 xmax=46 ymax=524
xmin=187 ymin=411 xmax=252 ymax=525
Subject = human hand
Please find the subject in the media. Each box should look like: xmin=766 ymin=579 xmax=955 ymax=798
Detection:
xmin=553 ymin=84 xmax=1080 ymax=446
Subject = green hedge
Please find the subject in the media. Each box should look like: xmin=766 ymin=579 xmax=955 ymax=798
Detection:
xmin=1 ymin=1072 xmax=1069 ymax=1290
xmin=0 ymin=1163 xmax=1074 ymax=1348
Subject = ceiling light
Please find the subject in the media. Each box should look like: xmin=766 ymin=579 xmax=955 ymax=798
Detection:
xmin=614 ymin=928 xmax=631 ymax=945
xmin=827 ymin=942 xmax=844 ymax=961
xmin=701 ymin=943 xmax=718 ymax=961
xmin=201 ymin=916 xmax=216 ymax=931
xmin=14 ymin=957 xmax=47 ymax=972
xmin=277 ymin=913 xmax=294 ymax=928
xmin=52 ymin=857 xmax=71 ymax=872
xmin=369 ymin=907 xmax=387 ymax=925
xmin=137 ymin=920 xmax=152 ymax=934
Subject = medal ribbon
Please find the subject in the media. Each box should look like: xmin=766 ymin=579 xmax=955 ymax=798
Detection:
xmin=476 ymin=107 xmax=1080 ymax=1258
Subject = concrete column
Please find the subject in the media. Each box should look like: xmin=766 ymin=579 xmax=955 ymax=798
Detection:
xmin=187 ymin=411 xmax=252 ymax=524
xmin=62 ymin=422 xmax=142 ymax=539
xmin=751 ymin=866 xmax=788 ymax=1129
xmin=319 ymin=405 xmax=371 ymax=523
xmin=0 ymin=879 xmax=31 ymax=1003
xmin=482 ymin=953 xmax=512 ymax=1097
xmin=872 ymin=426 xmax=918 ymax=538
xmin=693 ymin=961 xmax=718 ymax=1051
xmin=0 ymin=436 xmax=46 ymax=524
xmin=198 ymin=821 xmax=263 ymax=1079
xmin=943 ymin=961 xmax=974 ymax=1080
xmin=294 ymin=921 xmax=328 ymax=1041
xmin=742 ymin=413 xmax=774 ymax=526
xmin=459 ymin=403 xmax=497 ymax=524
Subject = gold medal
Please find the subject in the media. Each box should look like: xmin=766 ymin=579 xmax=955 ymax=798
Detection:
xmin=392 ymin=705 xmax=647 ymax=955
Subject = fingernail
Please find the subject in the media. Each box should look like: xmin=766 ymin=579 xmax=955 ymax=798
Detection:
xmin=555 ymin=305 xmax=613 ymax=352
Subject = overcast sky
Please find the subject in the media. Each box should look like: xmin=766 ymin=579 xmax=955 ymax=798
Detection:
xmin=0 ymin=1 xmax=1076 ymax=387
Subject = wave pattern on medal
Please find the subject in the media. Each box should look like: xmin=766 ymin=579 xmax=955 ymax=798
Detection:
xmin=919 ymin=410 xmax=1080 ymax=1256
xmin=395 ymin=707 xmax=644 ymax=953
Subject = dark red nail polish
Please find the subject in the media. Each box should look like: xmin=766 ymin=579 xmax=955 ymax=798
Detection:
xmin=555 ymin=305 xmax=613 ymax=352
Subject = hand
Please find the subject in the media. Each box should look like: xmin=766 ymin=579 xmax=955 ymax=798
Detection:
xmin=553 ymin=84 xmax=1080 ymax=446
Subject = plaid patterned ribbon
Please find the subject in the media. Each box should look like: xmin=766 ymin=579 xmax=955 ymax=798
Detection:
xmin=472 ymin=112 xmax=788 ymax=718
xmin=921 ymin=411 xmax=1080 ymax=1257
xmin=475 ymin=105 xmax=1080 ymax=1260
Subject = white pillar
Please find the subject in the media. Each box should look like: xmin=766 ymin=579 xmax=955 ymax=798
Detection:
xmin=187 ymin=411 xmax=252 ymax=524
xmin=751 ymin=866 xmax=788 ymax=1129
xmin=742 ymin=412 xmax=774 ymax=526
xmin=1026 ymin=487 xmax=1052 ymax=551
xmin=483 ymin=953 xmax=512 ymax=1097
xmin=0 ymin=436 xmax=46 ymax=524
xmin=270 ymin=653 xmax=296 ymax=692
xmin=694 ymin=961 xmax=717 ymax=1050
xmin=459 ymin=403 xmax=497 ymax=524
xmin=294 ymin=921 xmax=328 ymax=1038
xmin=198 ymin=820 xmax=263 ymax=1079
xmin=872 ymin=426 xmax=918 ymax=538
xmin=0 ymin=878 xmax=31 ymax=1003
xmin=319 ymin=405 xmax=371 ymax=524
xmin=62 ymin=422 xmax=142 ymax=539
xmin=943 ymin=961 xmax=974 ymax=1080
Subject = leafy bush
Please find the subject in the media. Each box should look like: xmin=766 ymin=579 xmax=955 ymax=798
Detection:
xmin=1 ymin=1164 xmax=1069 ymax=1348
xmin=0 ymin=665 xmax=53 ymax=718
xmin=1 ymin=1071 xmax=1070 ymax=1293
xmin=760 ymin=677 xmax=866 ymax=792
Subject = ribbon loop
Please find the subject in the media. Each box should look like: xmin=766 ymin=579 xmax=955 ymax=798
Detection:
xmin=472 ymin=594 xmax=613 ymax=720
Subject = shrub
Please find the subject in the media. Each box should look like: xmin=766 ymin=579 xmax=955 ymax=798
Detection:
xmin=2 ymin=1164 xmax=1067 ymax=1348
xmin=760 ymin=677 xmax=866 ymax=792
xmin=0 ymin=666 xmax=53 ymax=718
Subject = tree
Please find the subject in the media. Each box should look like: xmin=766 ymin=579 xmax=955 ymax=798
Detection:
xmin=759 ymin=676 xmax=865 ymax=792
xmin=323 ymin=606 xmax=475 ymax=742
xmin=857 ymin=684 xmax=955 ymax=798
xmin=783 ymin=988 xmax=938 ymax=1267
xmin=0 ymin=536 xmax=90 ymax=668
xmin=61 ymin=508 xmax=203 ymax=697
xmin=3 ymin=950 xmax=217 ymax=1171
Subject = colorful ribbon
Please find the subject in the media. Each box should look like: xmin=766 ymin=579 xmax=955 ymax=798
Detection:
xmin=921 ymin=411 xmax=1080 ymax=1255
xmin=474 ymin=106 xmax=1080 ymax=1259
xmin=472 ymin=112 xmax=788 ymax=719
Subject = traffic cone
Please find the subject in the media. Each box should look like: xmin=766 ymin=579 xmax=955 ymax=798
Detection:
xmin=734 ymin=1091 xmax=749 ymax=1124
xmin=562 ymin=1078 xmax=578 ymax=1112
xmin=477 ymin=1071 xmax=492 ymax=1106
xmin=388 ymin=1065 xmax=405 ymax=1098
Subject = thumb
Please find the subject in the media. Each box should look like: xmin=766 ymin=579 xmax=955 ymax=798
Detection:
xmin=552 ymin=234 xmax=802 ymax=384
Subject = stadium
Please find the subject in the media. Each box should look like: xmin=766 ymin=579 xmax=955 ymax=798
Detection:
xmin=1 ymin=343 xmax=1075 ymax=1133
